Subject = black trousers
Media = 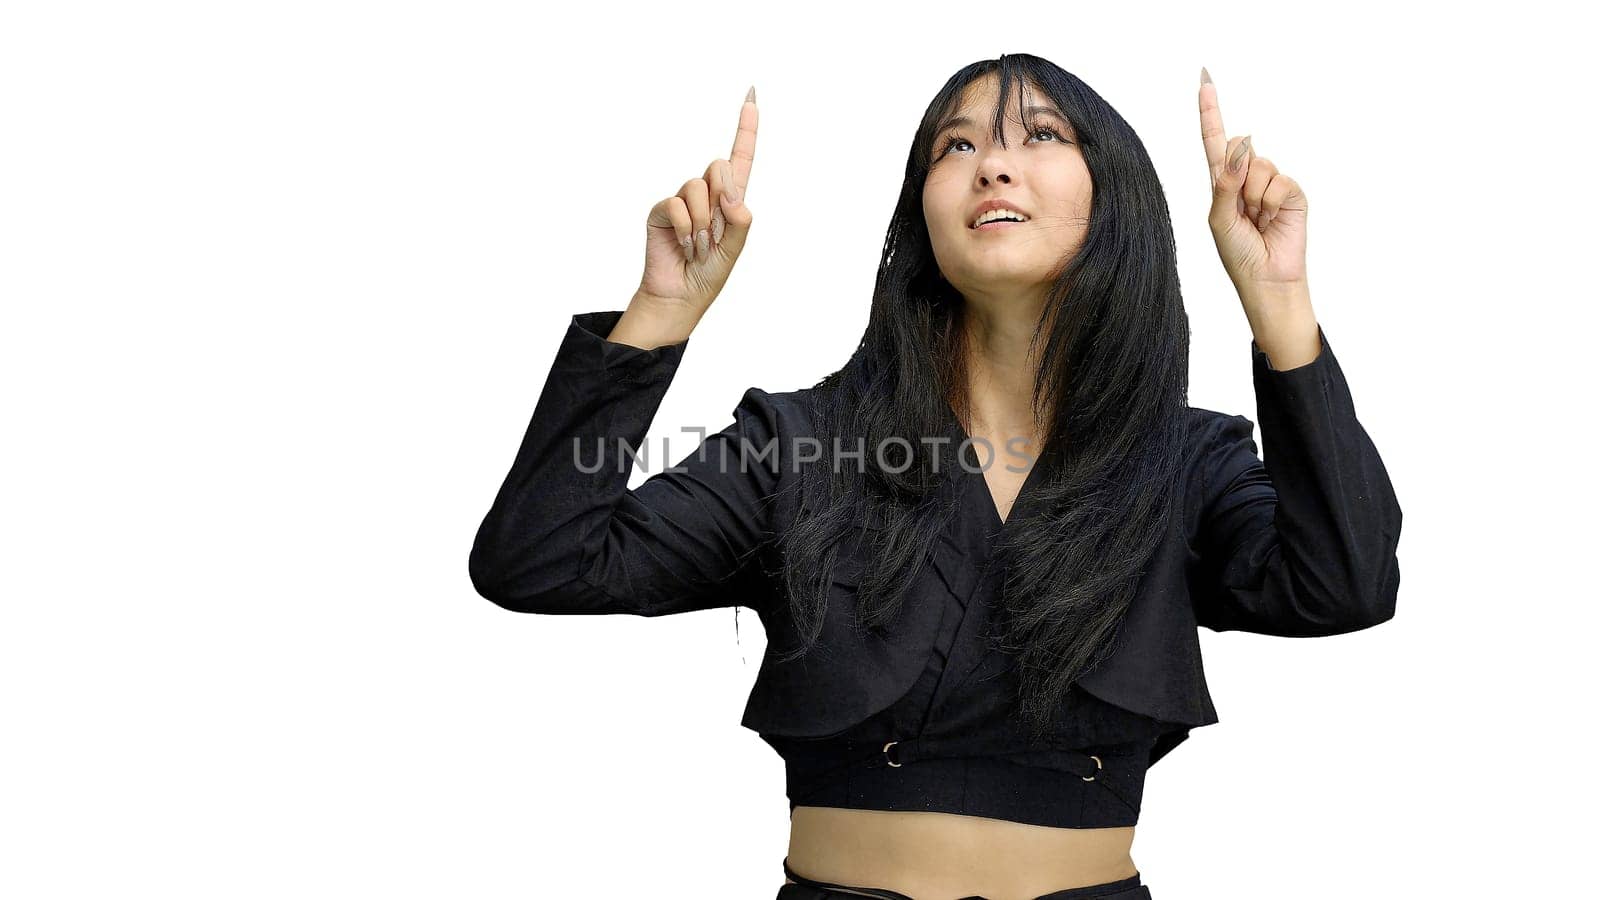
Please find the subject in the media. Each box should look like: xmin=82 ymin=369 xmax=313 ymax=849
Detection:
xmin=776 ymin=856 xmax=1153 ymax=900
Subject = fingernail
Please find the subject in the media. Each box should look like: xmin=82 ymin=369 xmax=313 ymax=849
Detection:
xmin=746 ymin=85 xmax=756 ymax=104
xmin=1247 ymin=205 xmax=1259 ymax=220
xmin=682 ymin=234 xmax=694 ymax=262
xmin=697 ymin=228 xmax=710 ymax=258
xmin=1200 ymin=66 xmax=1212 ymax=86
xmin=1227 ymin=136 xmax=1250 ymax=173
xmin=712 ymin=207 xmax=725 ymax=245
xmin=1261 ymin=211 xmax=1274 ymax=230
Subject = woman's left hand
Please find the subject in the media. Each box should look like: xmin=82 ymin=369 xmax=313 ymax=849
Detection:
xmin=1198 ymin=68 xmax=1309 ymax=297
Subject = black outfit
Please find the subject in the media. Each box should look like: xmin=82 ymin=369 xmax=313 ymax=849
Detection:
xmin=469 ymin=310 xmax=1402 ymax=894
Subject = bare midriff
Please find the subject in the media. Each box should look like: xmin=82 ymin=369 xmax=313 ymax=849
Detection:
xmin=784 ymin=806 xmax=1137 ymax=899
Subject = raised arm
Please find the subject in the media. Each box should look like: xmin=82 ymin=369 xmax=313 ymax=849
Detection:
xmin=468 ymin=309 xmax=785 ymax=616
xmin=471 ymin=89 xmax=774 ymax=615
xmin=1192 ymin=325 xmax=1402 ymax=636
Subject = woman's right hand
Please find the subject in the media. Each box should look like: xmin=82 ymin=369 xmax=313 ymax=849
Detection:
xmin=633 ymin=87 xmax=758 ymax=322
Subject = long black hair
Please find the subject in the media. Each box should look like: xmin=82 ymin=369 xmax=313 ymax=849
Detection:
xmin=770 ymin=53 xmax=1192 ymax=740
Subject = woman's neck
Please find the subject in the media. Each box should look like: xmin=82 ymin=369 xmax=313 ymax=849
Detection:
xmin=958 ymin=300 xmax=1049 ymax=437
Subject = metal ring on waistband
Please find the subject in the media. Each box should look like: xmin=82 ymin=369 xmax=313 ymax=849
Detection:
xmin=1081 ymin=754 xmax=1102 ymax=782
xmin=883 ymin=741 xmax=902 ymax=767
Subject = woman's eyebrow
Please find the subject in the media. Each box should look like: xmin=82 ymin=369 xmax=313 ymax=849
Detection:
xmin=935 ymin=105 xmax=1072 ymax=136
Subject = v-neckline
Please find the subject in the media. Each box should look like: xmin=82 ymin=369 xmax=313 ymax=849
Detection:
xmin=943 ymin=404 xmax=1049 ymax=532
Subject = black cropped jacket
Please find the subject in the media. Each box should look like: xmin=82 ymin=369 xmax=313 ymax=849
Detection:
xmin=469 ymin=310 xmax=1403 ymax=783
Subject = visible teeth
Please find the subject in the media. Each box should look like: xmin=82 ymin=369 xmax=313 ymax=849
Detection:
xmin=973 ymin=209 xmax=1028 ymax=227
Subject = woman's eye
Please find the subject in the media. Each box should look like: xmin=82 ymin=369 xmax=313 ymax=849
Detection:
xmin=938 ymin=136 xmax=972 ymax=156
xmin=937 ymin=125 xmax=1069 ymax=159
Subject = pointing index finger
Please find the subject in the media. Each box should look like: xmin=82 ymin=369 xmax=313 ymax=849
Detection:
xmin=1198 ymin=68 xmax=1227 ymax=182
xmin=729 ymin=86 xmax=758 ymax=194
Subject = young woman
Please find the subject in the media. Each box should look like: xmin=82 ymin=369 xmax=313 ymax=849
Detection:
xmin=469 ymin=54 xmax=1402 ymax=900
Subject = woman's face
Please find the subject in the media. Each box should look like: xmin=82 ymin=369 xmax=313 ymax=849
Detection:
xmin=921 ymin=76 xmax=1092 ymax=303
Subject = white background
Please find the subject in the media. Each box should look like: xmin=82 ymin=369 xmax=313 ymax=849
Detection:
xmin=4 ymin=2 xmax=1594 ymax=898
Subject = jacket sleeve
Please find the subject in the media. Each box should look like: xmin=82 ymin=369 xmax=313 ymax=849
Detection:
xmin=1192 ymin=324 xmax=1403 ymax=636
xmin=468 ymin=310 xmax=785 ymax=617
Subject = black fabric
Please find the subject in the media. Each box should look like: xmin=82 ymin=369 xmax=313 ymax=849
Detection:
xmin=772 ymin=732 xmax=1154 ymax=828
xmin=762 ymin=457 xmax=1172 ymax=827
xmin=469 ymin=309 xmax=1403 ymax=830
